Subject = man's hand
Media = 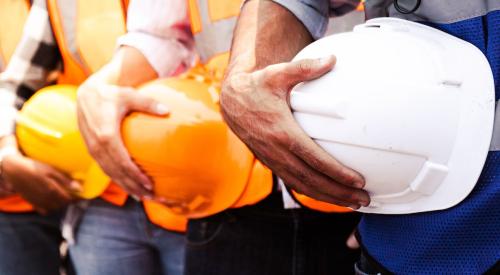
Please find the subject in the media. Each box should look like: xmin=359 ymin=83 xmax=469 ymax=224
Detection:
xmin=76 ymin=83 xmax=169 ymax=199
xmin=0 ymin=179 xmax=15 ymax=198
xmin=2 ymin=154 xmax=80 ymax=214
xmin=221 ymin=56 xmax=370 ymax=209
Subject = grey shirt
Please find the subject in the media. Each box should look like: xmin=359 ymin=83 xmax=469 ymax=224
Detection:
xmin=272 ymin=0 xmax=500 ymax=40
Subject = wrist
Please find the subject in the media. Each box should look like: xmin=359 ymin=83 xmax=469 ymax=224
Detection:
xmin=0 ymin=146 xmax=17 ymax=182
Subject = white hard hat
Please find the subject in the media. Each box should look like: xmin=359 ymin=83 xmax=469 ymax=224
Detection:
xmin=290 ymin=18 xmax=495 ymax=214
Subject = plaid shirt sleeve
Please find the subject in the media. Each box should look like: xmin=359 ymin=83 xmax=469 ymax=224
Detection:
xmin=0 ymin=0 xmax=61 ymax=137
xmin=269 ymin=0 xmax=361 ymax=40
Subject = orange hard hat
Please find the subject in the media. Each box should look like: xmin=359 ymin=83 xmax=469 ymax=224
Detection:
xmin=122 ymin=73 xmax=256 ymax=218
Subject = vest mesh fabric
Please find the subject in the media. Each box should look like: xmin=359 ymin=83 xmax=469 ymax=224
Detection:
xmin=358 ymin=10 xmax=500 ymax=274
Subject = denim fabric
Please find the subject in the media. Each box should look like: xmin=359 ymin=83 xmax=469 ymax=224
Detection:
xmin=0 ymin=211 xmax=64 ymax=275
xmin=69 ymin=198 xmax=185 ymax=275
xmin=185 ymin=192 xmax=361 ymax=275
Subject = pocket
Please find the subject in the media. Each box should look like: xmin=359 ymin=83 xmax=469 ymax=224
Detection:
xmin=186 ymin=216 xmax=226 ymax=247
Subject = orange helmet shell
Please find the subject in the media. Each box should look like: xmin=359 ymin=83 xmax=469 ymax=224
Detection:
xmin=122 ymin=77 xmax=255 ymax=218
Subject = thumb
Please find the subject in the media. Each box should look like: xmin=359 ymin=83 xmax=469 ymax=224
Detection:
xmin=346 ymin=230 xmax=360 ymax=249
xmin=123 ymin=91 xmax=170 ymax=116
xmin=262 ymin=55 xmax=336 ymax=90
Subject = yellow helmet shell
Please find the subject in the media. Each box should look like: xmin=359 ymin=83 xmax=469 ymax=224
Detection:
xmin=16 ymin=85 xmax=109 ymax=199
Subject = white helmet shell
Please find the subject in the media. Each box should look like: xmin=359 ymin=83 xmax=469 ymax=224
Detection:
xmin=290 ymin=18 xmax=495 ymax=214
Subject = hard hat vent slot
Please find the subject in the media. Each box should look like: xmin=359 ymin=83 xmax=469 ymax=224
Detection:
xmin=441 ymin=80 xmax=462 ymax=88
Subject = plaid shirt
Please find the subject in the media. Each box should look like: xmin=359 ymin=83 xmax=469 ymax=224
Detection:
xmin=0 ymin=0 xmax=61 ymax=137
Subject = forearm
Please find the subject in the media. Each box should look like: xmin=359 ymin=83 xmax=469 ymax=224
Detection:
xmin=0 ymin=136 xmax=17 ymax=150
xmin=83 ymin=46 xmax=158 ymax=88
xmin=227 ymin=0 xmax=313 ymax=76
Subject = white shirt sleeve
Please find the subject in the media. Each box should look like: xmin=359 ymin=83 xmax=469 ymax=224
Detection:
xmin=117 ymin=0 xmax=195 ymax=78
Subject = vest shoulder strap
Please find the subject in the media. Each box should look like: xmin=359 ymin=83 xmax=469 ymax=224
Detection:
xmin=47 ymin=0 xmax=127 ymax=85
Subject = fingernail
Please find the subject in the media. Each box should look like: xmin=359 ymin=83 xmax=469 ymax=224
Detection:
xmin=70 ymin=180 xmax=83 ymax=192
xmin=155 ymin=104 xmax=169 ymax=115
xmin=320 ymin=55 xmax=335 ymax=65
xmin=349 ymin=204 xmax=361 ymax=210
xmin=360 ymin=199 xmax=370 ymax=207
xmin=131 ymin=195 xmax=141 ymax=201
xmin=355 ymin=181 xmax=365 ymax=189
xmin=155 ymin=197 xmax=164 ymax=202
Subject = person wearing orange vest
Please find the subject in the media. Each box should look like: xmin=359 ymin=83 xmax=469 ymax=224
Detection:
xmin=0 ymin=0 xmax=193 ymax=274
xmin=53 ymin=0 xmax=194 ymax=274
xmin=0 ymin=1 xmax=76 ymax=274
xmin=76 ymin=0 xmax=364 ymax=274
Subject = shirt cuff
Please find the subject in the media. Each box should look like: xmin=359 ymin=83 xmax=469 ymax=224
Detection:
xmin=0 ymin=89 xmax=17 ymax=137
xmin=117 ymin=31 xmax=194 ymax=78
xmin=271 ymin=0 xmax=330 ymax=40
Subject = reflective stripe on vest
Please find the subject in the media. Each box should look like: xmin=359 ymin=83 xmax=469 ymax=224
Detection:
xmin=46 ymin=0 xmax=186 ymax=231
xmin=191 ymin=0 xmax=238 ymax=63
xmin=47 ymin=0 xmax=127 ymax=85
xmin=0 ymin=0 xmax=30 ymax=71
xmin=188 ymin=0 xmax=350 ymax=213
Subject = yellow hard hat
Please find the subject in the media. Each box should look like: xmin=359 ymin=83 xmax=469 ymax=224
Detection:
xmin=122 ymin=74 xmax=256 ymax=218
xmin=16 ymin=85 xmax=109 ymax=199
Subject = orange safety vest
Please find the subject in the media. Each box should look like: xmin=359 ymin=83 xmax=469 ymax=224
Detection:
xmin=43 ymin=0 xmax=185 ymax=232
xmin=0 ymin=0 xmax=36 ymax=212
xmin=188 ymin=0 xmax=351 ymax=213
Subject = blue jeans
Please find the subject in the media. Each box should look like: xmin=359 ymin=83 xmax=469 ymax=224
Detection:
xmin=69 ymin=198 xmax=185 ymax=275
xmin=0 ymin=211 xmax=65 ymax=275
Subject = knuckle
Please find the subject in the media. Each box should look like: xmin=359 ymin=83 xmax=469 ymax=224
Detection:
xmin=273 ymin=130 xmax=292 ymax=146
xmin=76 ymin=86 xmax=88 ymax=101
xmin=41 ymin=168 xmax=54 ymax=179
xmin=342 ymin=190 xmax=359 ymax=203
xmin=136 ymin=95 xmax=154 ymax=108
xmin=119 ymin=159 xmax=131 ymax=169
xmin=294 ymin=170 xmax=311 ymax=185
xmin=341 ymin=171 xmax=357 ymax=185
xmin=287 ymin=138 xmax=304 ymax=155
xmin=226 ymin=73 xmax=252 ymax=93
xmin=332 ymin=199 xmax=351 ymax=208
xmin=297 ymin=60 xmax=315 ymax=75
xmin=95 ymin=128 xmax=115 ymax=146
xmin=260 ymin=69 xmax=275 ymax=84
xmin=285 ymin=179 xmax=307 ymax=195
